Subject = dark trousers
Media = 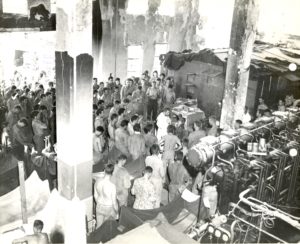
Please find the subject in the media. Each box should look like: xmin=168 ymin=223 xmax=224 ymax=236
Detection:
xmin=147 ymin=99 xmax=158 ymax=121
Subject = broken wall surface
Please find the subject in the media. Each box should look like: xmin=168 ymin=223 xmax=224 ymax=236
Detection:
xmin=172 ymin=59 xmax=259 ymax=118
xmin=0 ymin=31 xmax=55 ymax=85
xmin=173 ymin=60 xmax=224 ymax=118
xmin=98 ymin=0 xmax=200 ymax=82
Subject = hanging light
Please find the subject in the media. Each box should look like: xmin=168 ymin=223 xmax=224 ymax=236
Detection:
xmin=222 ymin=233 xmax=229 ymax=242
xmin=214 ymin=229 xmax=222 ymax=238
xmin=207 ymin=225 xmax=214 ymax=233
xmin=288 ymin=63 xmax=297 ymax=71
xmin=289 ymin=148 xmax=298 ymax=157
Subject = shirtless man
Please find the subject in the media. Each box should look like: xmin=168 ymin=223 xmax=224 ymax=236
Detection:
xmin=110 ymin=155 xmax=131 ymax=206
xmin=115 ymin=119 xmax=130 ymax=156
xmin=127 ymin=123 xmax=146 ymax=160
xmin=94 ymin=164 xmax=119 ymax=228
xmin=12 ymin=220 xmax=49 ymax=244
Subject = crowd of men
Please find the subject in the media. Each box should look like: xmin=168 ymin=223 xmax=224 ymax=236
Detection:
xmin=91 ymin=71 xmax=300 ymax=229
xmin=0 ymin=81 xmax=57 ymax=188
xmin=1 ymin=69 xmax=299 ymax=231
xmin=91 ymin=70 xmax=232 ymax=228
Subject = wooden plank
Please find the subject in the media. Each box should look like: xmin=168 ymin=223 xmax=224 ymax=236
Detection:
xmin=18 ymin=161 xmax=28 ymax=224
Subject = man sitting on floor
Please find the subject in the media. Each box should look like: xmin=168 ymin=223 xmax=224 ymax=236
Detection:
xmin=12 ymin=219 xmax=49 ymax=244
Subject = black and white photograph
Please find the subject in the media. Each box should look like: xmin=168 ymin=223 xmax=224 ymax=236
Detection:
xmin=0 ymin=0 xmax=300 ymax=243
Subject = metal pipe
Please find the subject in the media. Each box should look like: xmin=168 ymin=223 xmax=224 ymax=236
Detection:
xmin=266 ymin=173 xmax=276 ymax=182
xmin=288 ymin=154 xmax=300 ymax=202
xmin=231 ymin=214 xmax=288 ymax=243
xmin=283 ymin=164 xmax=292 ymax=171
xmin=239 ymin=189 xmax=300 ymax=228
xmin=236 ymin=157 xmax=251 ymax=167
xmin=264 ymin=185 xmax=275 ymax=202
xmin=236 ymin=147 xmax=248 ymax=157
xmin=217 ymin=155 xmax=234 ymax=169
xmin=188 ymin=111 xmax=300 ymax=167
xmin=211 ymin=147 xmax=216 ymax=166
xmin=279 ymin=188 xmax=288 ymax=196
xmin=247 ymin=196 xmax=300 ymax=221
xmin=229 ymin=202 xmax=261 ymax=217
xmin=230 ymin=220 xmax=238 ymax=244
xmin=212 ymin=121 xmax=275 ymax=149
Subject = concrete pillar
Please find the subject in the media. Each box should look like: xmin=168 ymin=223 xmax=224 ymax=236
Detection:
xmin=0 ymin=0 xmax=3 ymax=15
xmin=92 ymin=0 xmax=102 ymax=79
xmin=100 ymin=0 xmax=127 ymax=81
xmin=55 ymin=0 xmax=93 ymax=243
xmin=220 ymin=0 xmax=259 ymax=129
xmin=141 ymin=0 xmax=159 ymax=73
xmin=113 ymin=1 xmax=127 ymax=80
xmin=168 ymin=0 xmax=199 ymax=52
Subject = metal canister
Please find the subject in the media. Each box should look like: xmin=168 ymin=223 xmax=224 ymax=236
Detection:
xmin=259 ymin=138 xmax=267 ymax=152
xmin=247 ymin=142 xmax=253 ymax=152
xmin=252 ymin=143 xmax=259 ymax=152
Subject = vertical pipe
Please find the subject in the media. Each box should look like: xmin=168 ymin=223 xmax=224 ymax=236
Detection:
xmin=260 ymin=79 xmax=265 ymax=97
xmin=287 ymin=154 xmax=300 ymax=202
xmin=274 ymin=157 xmax=286 ymax=203
xmin=18 ymin=161 xmax=28 ymax=224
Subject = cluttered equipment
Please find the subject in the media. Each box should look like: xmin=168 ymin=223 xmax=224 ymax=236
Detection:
xmin=185 ymin=108 xmax=300 ymax=243
xmin=172 ymin=98 xmax=205 ymax=128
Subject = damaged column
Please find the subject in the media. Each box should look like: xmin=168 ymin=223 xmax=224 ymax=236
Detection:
xmin=168 ymin=0 xmax=199 ymax=52
xmin=220 ymin=0 xmax=259 ymax=129
xmin=55 ymin=0 xmax=93 ymax=243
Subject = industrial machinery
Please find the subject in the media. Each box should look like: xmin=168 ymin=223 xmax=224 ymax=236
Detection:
xmin=186 ymin=109 xmax=300 ymax=243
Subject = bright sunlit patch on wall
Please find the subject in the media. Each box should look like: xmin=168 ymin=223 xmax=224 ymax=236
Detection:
xmin=127 ymin=45 xmax=143 ymax=77
xmin=158 ymin=0 xmax=175 ymax=17
xmin=50 ymin=0 xmax=56 ymax=13
xmin=258 ymin=0 xmax=300 ymax=40
xmin=3 ymin=0 xmax=28 ymax=14
xmin=197 ymin=0 xmax=234 ymax=49
xmin=153 ymin=43 xmax=169 ymax=72
xmin=126 ymin=0 xmax=148 ymax=15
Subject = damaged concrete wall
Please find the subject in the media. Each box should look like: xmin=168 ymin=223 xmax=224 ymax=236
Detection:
xmin=172 ymin=59 xmax=258 ymax=119
xmin=168 ymin=0 xmax=200 ymax=52
xmin=220 ymin=0 xmax=259 ymax=128
xmin=99 ymin=0 xmax=200 ymax=82
xmin=100 ymin=0 xmax=127 ymax=81
xmin=173 ymin=60 xmax=224 ymax=118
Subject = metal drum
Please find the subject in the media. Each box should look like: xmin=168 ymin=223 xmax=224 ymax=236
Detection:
xmin=247 ymin=142 xmax=253 ymax=151
xmin=252 ymin=143 xmax=259 ymax=152
xmin=187 ymin=136 xmax=219 ymax=168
